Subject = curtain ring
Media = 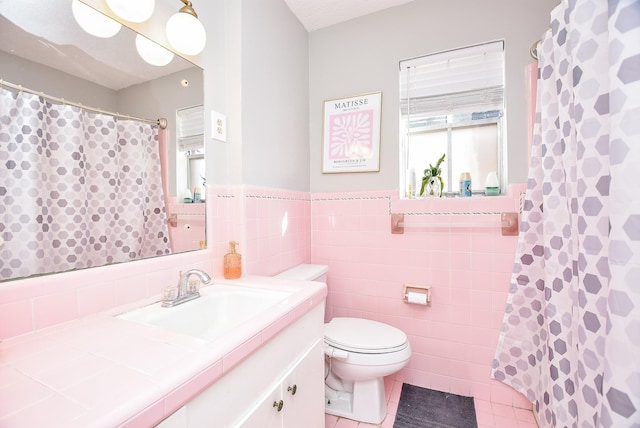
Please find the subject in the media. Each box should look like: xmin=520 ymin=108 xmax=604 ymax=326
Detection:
xmin=157 ymin=118 xmax=168 ymax=129
xmin=530 ymin=40 xmax=540 ymax=61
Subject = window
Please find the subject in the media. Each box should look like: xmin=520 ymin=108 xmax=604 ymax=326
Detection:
xmin=400 ymin=41 xmax=505 ymax=197
xmin=176 ymin=105 xmax=205 ymax=196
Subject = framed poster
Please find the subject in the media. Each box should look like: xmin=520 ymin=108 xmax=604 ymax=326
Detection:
xmin=322 ymin=91 xmax=382 ymax=173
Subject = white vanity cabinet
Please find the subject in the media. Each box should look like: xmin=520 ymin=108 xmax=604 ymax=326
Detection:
xmin=156 ymin=303 xmax=325 ymax=428
xmin=238 ymin=339 xmax=324 ymax=427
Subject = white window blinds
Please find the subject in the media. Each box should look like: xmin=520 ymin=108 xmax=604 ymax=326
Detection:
xmin=400 ymin=40 xmax=505 ymax=119
xmin=177 ymin=105 xmax=204 ymax=152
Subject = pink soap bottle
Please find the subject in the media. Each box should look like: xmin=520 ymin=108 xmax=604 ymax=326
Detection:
xmin=223 ymin=241 xmax=241 ymax=279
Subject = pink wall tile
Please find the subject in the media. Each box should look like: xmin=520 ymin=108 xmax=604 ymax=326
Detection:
xmin=0 ymin=300 xmax=33 ymax=340
xmin=114 ymin=276 xmax=148 ymax=307
xmin=32 ymin=290 xmax=78 ymax=331
xmin=0 ymin=278 xmax=45 ymax=304
xmin=77 ymin=282 xmax=115 ymax=317
xmin=243 ymin=186 xmax=311 ymax=276
xmin=312 ymin=189 xmax=526 ymax=406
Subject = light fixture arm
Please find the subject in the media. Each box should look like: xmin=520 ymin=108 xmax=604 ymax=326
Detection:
xmin=167 ymin=0 xmax=206 ymax=56
xmin=178 ymin=0 xmax=198 ymax=18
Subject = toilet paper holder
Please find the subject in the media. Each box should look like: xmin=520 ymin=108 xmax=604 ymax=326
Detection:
xmin=403 ymin=284 xmax=431 ymax=306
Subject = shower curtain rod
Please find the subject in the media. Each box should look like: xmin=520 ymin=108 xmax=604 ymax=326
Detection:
xmin=530 ymin=40 xmax=541 ymax=60
xmin=0 ymin=79 xmax=167 ymax=129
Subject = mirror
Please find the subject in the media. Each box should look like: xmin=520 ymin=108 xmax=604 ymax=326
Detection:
xmin=0 ymin=0 xmax=205 ymax=282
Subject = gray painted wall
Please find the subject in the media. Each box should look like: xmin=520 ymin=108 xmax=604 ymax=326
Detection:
xmin=240 ymin=0 xmax=310 ymax=191
xmin=0 ymin=51 xmax=117 ymax=111
xmin=308 ymin=0 xmax=557 ymax=192
xmin=201 ymin=0 xmax=310 ymax=190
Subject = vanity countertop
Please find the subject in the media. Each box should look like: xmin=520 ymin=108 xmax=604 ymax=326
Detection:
xmin=0 ymin=276 xmax=327 ymax=427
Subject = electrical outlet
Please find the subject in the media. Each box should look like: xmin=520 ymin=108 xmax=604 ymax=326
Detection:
xmin=211 ymin=110 xmax=227 ymax=142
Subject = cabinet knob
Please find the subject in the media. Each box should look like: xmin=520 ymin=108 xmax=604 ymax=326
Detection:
xmin=273 ymin=400 xmax=284 ymax=412
xmin=287 ymin=385 xmax=297 ymax=395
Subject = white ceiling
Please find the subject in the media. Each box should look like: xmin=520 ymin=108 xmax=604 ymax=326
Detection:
xmin=284 ymin=0 xmax=415 ymax=31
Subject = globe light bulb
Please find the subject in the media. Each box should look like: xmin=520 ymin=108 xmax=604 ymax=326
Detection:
xmin=106 ymin=0 xmax=155 ymax=23
xmin=72 ymin=0 xmax=121 ymax=38
xmin=135 ymin=34 xmax=174 ymax=67
xmin=166 ymin=11 xmax=206 ymax=56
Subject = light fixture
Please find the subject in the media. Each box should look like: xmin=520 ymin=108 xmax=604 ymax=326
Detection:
xmin=106 ymin=0 xmax=155 ymax=23
xmin=72 ymin=0 xmax=121 ymax=38
xmin=135 ymin=34 xmax=174 ymax=67
xmin=166 ymin=0 xmax=206 ymax=56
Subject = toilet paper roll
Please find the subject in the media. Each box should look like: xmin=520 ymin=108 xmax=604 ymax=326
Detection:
xmin=406 ymin=291 xmax=428 ymax=305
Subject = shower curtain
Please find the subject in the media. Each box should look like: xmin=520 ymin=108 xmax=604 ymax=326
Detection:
xmin=492 ymin=1 xmax=639 ymax=427
xmin=0 ymin=88 xmax=171 ymax=281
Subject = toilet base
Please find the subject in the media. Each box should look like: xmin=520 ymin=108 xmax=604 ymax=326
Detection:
xmin=325 ymin=377 xmax=387 ymax=424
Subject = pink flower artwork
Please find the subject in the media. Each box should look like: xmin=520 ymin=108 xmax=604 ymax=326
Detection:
xmin=328 ymin=110 xmax=373 ymax=160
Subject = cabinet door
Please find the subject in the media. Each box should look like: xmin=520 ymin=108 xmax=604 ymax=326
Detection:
xmin=238 ymin=339 xmax=324 ymax=428
xmin=282 ymin=339 xmax=324 ymax=428
xmin=237 ymin=380 xmax=283 ymax=428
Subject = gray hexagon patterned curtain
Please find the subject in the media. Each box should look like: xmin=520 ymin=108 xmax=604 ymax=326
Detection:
xmin=0 ymin=88 xmax=171 ymax=281
xmin=492 ymin=1 xmax=640 ymax=426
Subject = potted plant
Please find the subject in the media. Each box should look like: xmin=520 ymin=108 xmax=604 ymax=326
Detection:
xmin=420 ymin=153 xmax=445 ymax=197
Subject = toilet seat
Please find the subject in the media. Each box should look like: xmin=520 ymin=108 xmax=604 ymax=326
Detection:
xmin=324 ymin=317 xmax=408 ymax=354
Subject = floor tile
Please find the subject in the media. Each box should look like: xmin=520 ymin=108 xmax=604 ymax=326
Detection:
xmin=323 ymin=380 xmax=538 ymax=428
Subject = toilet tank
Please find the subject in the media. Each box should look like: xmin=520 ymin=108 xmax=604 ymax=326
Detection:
xmin=275 ymin=264 xmax=328 ymax=282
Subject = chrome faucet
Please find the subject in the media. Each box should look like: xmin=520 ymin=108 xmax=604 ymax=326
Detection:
xmin=162 ymin=269 xmax=212 ymax=307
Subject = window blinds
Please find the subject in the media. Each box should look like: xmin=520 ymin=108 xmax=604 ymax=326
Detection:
xmin=177 ymin=105 xmax=204 ymax=152
xmin=400 ymin=40 xmax=505 ymax=119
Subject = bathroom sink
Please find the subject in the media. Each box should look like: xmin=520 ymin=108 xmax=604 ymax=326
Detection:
xmin=116 ymin=284 xmax=291 ymax=341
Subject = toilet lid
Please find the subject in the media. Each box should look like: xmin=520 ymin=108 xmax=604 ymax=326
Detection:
xmin=324 ymin=318 xmax=408 ymax=354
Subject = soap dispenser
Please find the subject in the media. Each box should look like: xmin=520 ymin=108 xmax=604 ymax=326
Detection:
xmin=223 ymin=241 xmax=242 ymax=279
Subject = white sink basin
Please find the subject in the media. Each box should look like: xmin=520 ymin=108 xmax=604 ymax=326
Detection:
xmin=117 ymin=284 xmax=291 ymax=341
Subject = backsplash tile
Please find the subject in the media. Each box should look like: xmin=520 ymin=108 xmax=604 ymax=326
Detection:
xmin=0 ymin=300 xmax=33 ymax=339
xmin=32 ymin=290 xmax=78 ymax=331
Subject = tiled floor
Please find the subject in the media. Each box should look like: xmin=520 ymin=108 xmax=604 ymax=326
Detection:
xmin=324 ymin=380 xmax=538 ymax=428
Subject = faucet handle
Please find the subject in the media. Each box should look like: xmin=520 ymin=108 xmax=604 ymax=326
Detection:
xmin=187 ymin=279 xmax=200 ymax=294
xmin=162 ymin=285 xmax=178 ymax=302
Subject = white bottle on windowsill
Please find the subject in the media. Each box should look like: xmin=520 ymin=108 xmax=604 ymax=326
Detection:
xmin=485 ymin=171 xmax=500 ymax=196
xmin=183 ymin=188 xmax=193 ymax=203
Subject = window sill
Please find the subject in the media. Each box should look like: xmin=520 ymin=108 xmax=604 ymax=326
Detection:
xmin=404 ymin=191 xmax=499 ymax=199
xmin=394 ymin=183 xmax=526 ymax=216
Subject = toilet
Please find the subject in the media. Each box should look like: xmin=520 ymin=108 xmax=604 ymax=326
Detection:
xmin=275 ymin=264 xmax=411 ymax=424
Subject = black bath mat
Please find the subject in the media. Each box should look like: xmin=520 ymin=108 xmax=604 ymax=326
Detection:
xmin=394 ymin=384 xmax=478 ymax=428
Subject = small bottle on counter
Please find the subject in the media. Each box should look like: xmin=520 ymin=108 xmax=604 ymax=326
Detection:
xmin=223 ymin=241 xmax=242 ymax=279
xmin=459 ymin=172 xmax=472 ymax=197
xmin=193 ymin=187 xmax=201 ymax=203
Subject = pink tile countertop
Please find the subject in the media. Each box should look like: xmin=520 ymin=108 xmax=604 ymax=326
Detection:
xmin=0 ymin=276 xmax=327 ymax=428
